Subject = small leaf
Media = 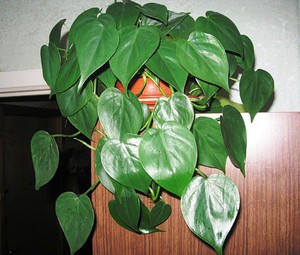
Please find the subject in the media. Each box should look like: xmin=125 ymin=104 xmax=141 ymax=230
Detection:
xmin=31 ymin=130 xmax=59 ymax=190
xmin=149 ymin=200 xmax=172 ymax=228
xmin=56 ymin=192 xmax=94 ymax=255
xmin=181 ymin=174 xmax=240 ymax=255
xmin=138 ymin=3 xmax=168 ymax=25
xmin=236 ymin=35 xmax=255 ymax=69
xmin=153 ymin=92 xmax=194 ymax=129
xmin=49 ymin=19 xmax=66 ymax=47
xmin=220 ymin=105 xmax=247 ymax=175
xmin=196 ymin=78 xmax=219 ymax=104
xmin=98 ymin=66 xmax=117 ymax=88
xmin=240 ymin=69 xmax=274 ymax=121
xmin=139 ymin=201 xmax=161 ymax=234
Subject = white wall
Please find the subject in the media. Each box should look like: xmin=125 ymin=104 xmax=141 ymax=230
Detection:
xmin=0 ymin=0 xmax=299 ymax=111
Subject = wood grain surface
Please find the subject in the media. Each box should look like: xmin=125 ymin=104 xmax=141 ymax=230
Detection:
xmin=91 ymin=113 xmax=300 ymax=255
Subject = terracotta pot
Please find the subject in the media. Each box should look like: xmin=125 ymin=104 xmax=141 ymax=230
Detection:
xmin=116 ymin=77 xmax=172 ymax=110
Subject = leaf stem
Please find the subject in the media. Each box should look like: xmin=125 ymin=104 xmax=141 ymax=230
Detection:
xmin=140 ymin=111 xmax=154 ymax=132
xmin=94 ymin=129 xmax=106 ymax=137
xmin=52 ymin=131 xmax=81 ymax=138
xmin=195 ymin=168 xmax=208 ymax=179
xmin=149 ymin=185 xmax=161 ymax=201
xmin=74 ymin=137 xmax=96 ymax=151
xmin=229 ymin=77 xmax=240 ymax=83
xmin=84 ymin=179 xmax=100 ymax=195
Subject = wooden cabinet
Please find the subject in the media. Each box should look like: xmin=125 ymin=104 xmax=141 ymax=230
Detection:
xmin=91 ymin=113 xmax=300 ymax=254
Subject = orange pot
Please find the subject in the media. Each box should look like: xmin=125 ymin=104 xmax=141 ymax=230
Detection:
xmin=116 ymin=78 xmax=172 ymax=110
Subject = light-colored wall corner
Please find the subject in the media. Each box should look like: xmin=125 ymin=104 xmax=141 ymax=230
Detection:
xmin=0 ymin=0 xmax=299 ymax=111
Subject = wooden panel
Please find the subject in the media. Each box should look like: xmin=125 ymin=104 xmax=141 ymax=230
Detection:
xmin=91 ymin=113 xmax=300 ymax=255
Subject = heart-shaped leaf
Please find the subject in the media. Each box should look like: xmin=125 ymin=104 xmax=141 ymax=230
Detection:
xmin=55 ymin=192 xmax=94 ymax=255
xmin=153 ymin=92 xmax=194 ymax=129
xmin=169 ymin=14 xmax=195 ymax=40
xmin=181 ymin=174 xmax=240 ymax=255
xmin=31 ymin=130 xmax=59 ymax=190
xmin=177 ymin=31 xmax=229 ymax=91
xmin=109 ymin=26 xmax=160 ymax=89
xmin=138 ymin=3 xmax=168 ymax=25
xmin=192 ymin=116 xmax=227 ymax=171
xmin=196 ymin=11 xmax=244 ymax=56
xmin=220 ymin=105 xmax=247 ymax=176
xmin=240 ymin=69 xmax=274 ymax=121
xmin=149 ymin=200 xmax=172 ymax=228
xmin=70 ymin=9 xmax=119 ymax=90
xmin=101 ymin=134 xmax=152 ymax=194
xmin=138 ymin=201 xmax=161 ymax=234
xmin=139 ymin=122 xmax=197 ymax=197
xmin=146 ymin=40 xmax=188 ymax=92
xmin=97 ymin=88 xmax=142 ymax=139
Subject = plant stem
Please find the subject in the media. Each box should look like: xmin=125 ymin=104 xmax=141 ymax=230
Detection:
xmin=74 ymin=137 xmax=96 ymax=151
xmin=195 ymin=168 xmax=208 ymax=179
xmin=84 ymin=179 xmax=100 ymax=195
xmin=52 ymin=131 xmax=81 ymax=138
xmin=93 ymin=78 xmax=97 ymax=95
xmin=149 ymin=185 xmax=161 ymax=201
xmin=144 ymin=70 xmax=167 ymax=97
xmin=229 ymin=77 xmax=240 ymax=83
xmin=140 ymin=111 xmax=154 ymax=132
xmin=94 ymin=129 xmax=106 ymax=137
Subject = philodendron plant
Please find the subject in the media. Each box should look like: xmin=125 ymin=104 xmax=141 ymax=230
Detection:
xmin=31 ymin=1 xmax=274 ymax=254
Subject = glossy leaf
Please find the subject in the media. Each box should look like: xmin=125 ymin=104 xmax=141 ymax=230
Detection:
xmin=220 ymin=105 xmax=247 ymax=175
xmin=56 ymin=80 xmax=93 ymax=117
xmin=139 ymin=201 xmax=161 ymax=234
xmin=139 ymin=122 xmax=197 ymax=197
xmin=177 ymin=31 xmax=229 ymax=91
xmin=109 ymin=26 xmax=160 ymax=89
xmin=153 ymin=92 xmax=194 ymax=129
xmin=40 ymin=43 xmax=60 ymax=91
xmin=138 ymin=3 xmax=168 ymax=25
xmin=106 ymin=1 xmax=141 ymax=29
xmin=196 ymin=11 xmax=244 ymax=56
xmin=97 ymin=88 xmax=142 ymax=139
xmin=70 ymin=9 xmax=119 ymax=90
xmin=67 ymin=95 xmax=98 ymax=139
xmin=49 ymin=19 xmax=66 ymax=47
xmin=149 ymin=200 xmax=172 ymax=228
xmin=31 ymin=130 xmax=59 ymax=190
xmin=146 ymin=40 xmax=188 ymax=92
xmin=181 ymin=174 xmax=240 ymax=255
xmin=56 ymin=192 xmax=94 ymax=255
xmin=240 ymin=69 xmax=274 ymax=121
xmin=236 ymin=35 xmax=255 ymax=69
xmin=101 ymin=134 xmax=152 ymax=194
xmin=192 ymin=117 xmax=227 ymax=171
xmin=169 ymin=14 xmax=195 ymax=40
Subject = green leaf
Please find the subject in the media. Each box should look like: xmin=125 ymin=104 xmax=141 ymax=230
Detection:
xmin=109 ymin=26 xmax=160 ymax=89
xmin=70 ymin=9 xmax=119 ymax=90
xmin=196 ymin=78 xmax=219 ymax=104
xmin=227 ymin=53 xmax=238 ymax=76
xmin=149 ymin=200 xmax=172 ymax=228
xmin=139 ymin=122 xmax=197 ymax=197
xmin=240 ymin=69 xmax=274 ymax=121
xmin=101 ymin=134 xmax=152 ymax=194
xmin=181 ymin=174 xmax=240 ymax=255
xmin=56 ymin=80 xmax=93 ymax=117
xmin=146 ymin=39 xmax=188 ymax=92
xmin=138 ymin=3 xmax=168 ymax=25
xmin=106 ymin=1 xmax=141 ymax=29
xmin=236 ymin=35 xmax=255 ymax=69
xmin=153 ymin=92 xmax=194 ymax=129
xmin=141 ymin=103 xmax=151 ymax=127
xmin=40 ymin=43 xmax=60 ymax=91
xmin=220 ymin=105 xmax=247 ymax=175
xmin=192 ymin=117 xmax=227 ymax=171
xmin=177 ymin=31 xmax=229 ymax=90
xmin=31 ymin=130 xmax=59 ymax=190
xmin=55 ymin=192 xmax=94 ymax=255
xmin=139 ymin=201 xmax=161 ymax=234
xmin=49 ymin=19 xmax=66 ymax=47
xmin=67 ymin=95 xmax=98 ymax=139
xmin=97 ymin=66 xmax=117 ymax=88
xmin=97 ymin=88 xmax=142 ymax=139
xmin=169 ymin=14 xmax=195 ymax=40
xmin=55 ymin=46 xmax=80 ymax=93
xmin=196 ymin=11 xmax=244 ymax=56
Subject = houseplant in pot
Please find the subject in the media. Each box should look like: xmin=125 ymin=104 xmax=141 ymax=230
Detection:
xmin=31 ymin=1 xmax=274 ymax=254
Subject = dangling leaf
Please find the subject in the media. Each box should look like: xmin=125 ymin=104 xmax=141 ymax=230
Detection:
xmin=220 ymin=105 xmax=247 ymax=176
xmin=109 ymin=26 xmax=160 ymax=89
xmin=56 ymin=192 xmax=94 ymax=255
xmin=31 ymin=130 xmax=59 ymax=190
xmin=240 ymin=69 xmax=274 ymax=121
xmin=153 ymin=92 xmax=194 ymax=129
xmin=139 ymin=122 xmax=197 ymax=197
xmin=177 ymin=31 xmax=229 ymax=90
xmin=236 ymin=35 xmax=255 ymax=69
xmin=192 ymin=117 xmax=227 ymax=171
xmin=181 ymin=174 xmax=240 ymax=255
xmin=97 ymin=88 xmax=142 ymax=139
xmin=49 ymin=19 xmax=66 ymax=47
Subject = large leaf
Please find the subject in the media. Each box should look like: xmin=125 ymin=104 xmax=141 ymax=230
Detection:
xmin=70 ymin=9 xmax=119 ymax=90
xmin=67 ymin=95 xmax=98 ymax=139
xmin=56 ymin=80 xmax=93 ymax=117
xmin=196 ymin=11 xmax=244 ymax=56
xmin=177 ymin=31 xmax=229 ymax=90
xmin=138 ymin=3 xmax=168 ymax=25
xmin=220 ymin=105 xmax=247 ymax=175
xmin=146 ymin=40 xmax=188 ymax=92
xmin=31 ymin=130 xmax=59 ymax=190
xmin=153 ymin=92 xmax=194 ymax=129
xmin=49 ymin=19 xmax=66 ymax=47
xmin=101 ymin=134 xmax=152 ymax=194
xmin=40 ymin=43 xmax=60 ymax=91
xmin=56 ymin=192 xmax=94 ymax=255
xmin=109 ymin=26 xmax=160 ymax=89
xmin=192 ymin=117 xmax=227 ymax=171
xmin=240 ymin=69 xmax=274 ymax=121
xmin=181 ymin=174 xmax=240 ymax=255
xmin=139 ymin=122 xmax=197 ymax=197
xmin=97 ymin=88 xmax=142 ymax=139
